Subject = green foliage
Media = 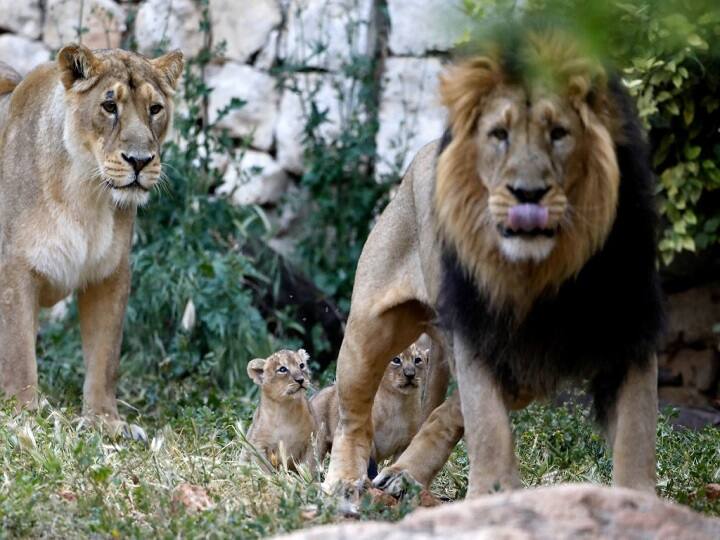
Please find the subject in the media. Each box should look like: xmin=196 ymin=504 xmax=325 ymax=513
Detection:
xmin=461 ymin=0 xmax=720 ymax=264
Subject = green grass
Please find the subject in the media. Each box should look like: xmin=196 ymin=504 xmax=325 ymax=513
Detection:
xmin=2 ymin=384 xmax=719 ymax=539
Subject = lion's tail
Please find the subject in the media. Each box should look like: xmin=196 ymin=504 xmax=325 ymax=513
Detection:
xmin=0 ymin=62 xmax=21 ymax=96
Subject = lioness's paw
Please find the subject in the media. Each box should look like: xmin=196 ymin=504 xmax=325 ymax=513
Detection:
xmin=372 ymin=467 xmax=421 ymax=498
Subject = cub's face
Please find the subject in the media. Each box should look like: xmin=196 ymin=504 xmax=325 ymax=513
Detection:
xmin=57 ymin=44 xmax=184 ymax=207
xmin=383 ymin=343 xmax=429 ymax=395
xmin=478 ymin=86 xmax=583 ymax=263
xmin=247 ymin=349 xmax=311 ymax=401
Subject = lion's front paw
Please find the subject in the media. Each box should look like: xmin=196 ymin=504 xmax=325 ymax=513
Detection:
xmin=372 ymin=466 xmax=421 ymax=498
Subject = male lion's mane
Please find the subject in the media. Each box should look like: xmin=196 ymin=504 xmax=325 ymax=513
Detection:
xmin=436 ymin=53 xmax=664 ymax=419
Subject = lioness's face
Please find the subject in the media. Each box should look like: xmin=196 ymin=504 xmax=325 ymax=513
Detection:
xmin=478 ymin=86 xmax=583 ymax=262
xmin=58 ymin=45 xmax=183 ymax=207
xmin=384 ymin=343 xmax=428 ymax=395
xmin=247 ymin=350 xmax=311 ymax=401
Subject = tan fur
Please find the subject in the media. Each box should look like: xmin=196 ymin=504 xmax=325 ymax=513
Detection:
xmin=324 ymin=32 xmax=657 ymax=496
xmin=243 ymin=349 xmax=319 ymax=472
xmin=311 ymin=341 xmax=429 ymax=465
xmin=0 ymin=45 xmax=183 ymax=435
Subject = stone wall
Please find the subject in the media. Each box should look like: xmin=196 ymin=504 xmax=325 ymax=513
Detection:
xmin=0 ymin=0 xmax=473 ymax=205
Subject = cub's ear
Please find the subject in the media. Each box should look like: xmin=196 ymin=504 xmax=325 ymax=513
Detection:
xmin=297 ymin=349 xmax=310 ymax=363
xmin=151 ymin=50 xmax=184 ymax=91
xmin=247 ymin=358 xmax=266 ymax=385
xmin=57 ymin=43 xmax=99 ymax=89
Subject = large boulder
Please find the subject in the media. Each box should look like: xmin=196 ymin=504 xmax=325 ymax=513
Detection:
xmin=0 ymin=0 xmax=43 ymax=39
xmin=43 ymin=0 xmax=126 ymax=50
xmin=210 ymin=0 xmax=282 ymax=63
xmin=387 ymin=0 xmax=473 ymax=56
xmin=281 ymin=0 xmax=376 ymax=71
xmin=134 ymin=0 xmax=204 ymax=58
xmin=375 ymin=57 xmax=446 ymax=178
xmin=274 ymin=484 xmax=720 ymax=539
xmin=0 ymin=35 xmax=50 ymax=76
xmin=205 ymin=62 xmax=279 ymax=151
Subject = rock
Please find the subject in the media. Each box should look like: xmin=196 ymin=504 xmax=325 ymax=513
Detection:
xmin=218 ymin=151 xmax=289 ymax=206
xmin=172 ymin=483 xmax=213 ymax=514
xmin=661 ymin=348 xmax=719 ymax=392
xmin=44 ymin=0 xmax=126 ymax=50
xmin=0 ymin=0 xmax=43 ymax=39
xmin=275 ymin=73 xmax=351 ymax=174
xmin=135 ymin=0 xmax=204 ymax=58
xmin=210 ymin=0 xmax=282 ymax=63
xmin=375 ymin=57 xmax=446 ymax=178
xmin=0 ymin=35 xmax=50 ymax=76
xmin=666 ymin=285 xmax=720 ymax=346
xmin=281 ymin=0 xmax=376 ymax=71
xmin=206 ymin=63 xmax=279 ymax=151
xmin=255 ymin=29 xmax=280 ymax=70
xmin=387 ymin=0 xmax=472 ymax=56
xmin=273 ymin=484 xmax=720 ymax=540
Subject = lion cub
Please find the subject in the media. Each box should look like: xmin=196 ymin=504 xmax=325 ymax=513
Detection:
xmin=243 ymin=349 xmax=318 ymax=472
xmin=312 ymin=342 xmax=429 ymax=465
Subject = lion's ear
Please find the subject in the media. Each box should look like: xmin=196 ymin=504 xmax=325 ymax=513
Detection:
xmin=57 ymin=43 xmax=99 ymax=89
xmin=439 ymin=57 xmax=501 ymax=138
xmin=247 ymin=358 xmax=266 ymax=385
xmin=297 ymin=349 xmax=310 ymax=363
xmin=151 ymin=50 xmax=184 ymax=91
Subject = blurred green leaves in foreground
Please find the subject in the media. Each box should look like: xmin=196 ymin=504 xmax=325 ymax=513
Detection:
xmin=462 ymin=0 xmax=720 ymax=264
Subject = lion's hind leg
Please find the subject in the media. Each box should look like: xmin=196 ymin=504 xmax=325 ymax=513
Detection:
xmin=323 ymin=299 xmax=430 ymax=493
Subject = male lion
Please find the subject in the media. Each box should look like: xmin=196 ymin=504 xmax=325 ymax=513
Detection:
xmin=0 ymin=45 xmax=183 ymax=435
xmin=324 ymin=32 xmax=663 ymax=497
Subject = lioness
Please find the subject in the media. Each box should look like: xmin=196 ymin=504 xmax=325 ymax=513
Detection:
xmin=324 ymin=32 xmax=663 ymax=497
xmin=0 ymin=45 xmax=183 ymax=435
xmin=311 ymin=341 xmax=429 ymax=466
xmin=243 ymin=349 xmax=319 ymax=472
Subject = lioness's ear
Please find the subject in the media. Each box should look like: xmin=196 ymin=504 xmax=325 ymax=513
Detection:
xmin=247 ymin=359 xmax=266 ymax=385
xmin=151 ymin=50 xmax=184 ymax=91
xmin=57 ymin=43 xmax=99 ymax=89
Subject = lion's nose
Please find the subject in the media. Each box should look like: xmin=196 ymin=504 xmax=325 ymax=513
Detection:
xmin=294 ymin=377 xmax=305 ymax=385
xmin=403 ymin=367 xmax=415 ymax=379
xmin=508 ymin=185 xmax=549 ymax=204
xmin=121 ymin=153 xmax=154 ymax=174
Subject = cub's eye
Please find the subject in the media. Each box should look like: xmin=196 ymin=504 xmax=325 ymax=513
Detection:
xmin=101 ymin=101 xmax=117 ymax=114
xmin=299 ymin=363 xmax=305 ymax=370
xmin=550 ymin=126 xmax=569 ymax=142
xmin=414 ymin=357 xmax=423 ymax=365
xmin=391 ymin=357 xmax=401 ymax=365
xmin=277 ymin=366 xmax=288 ymax=374
xmin=149 ymin=103 xmax=164 ymax=115
xmin=489 ymin=127 xmax=509 ymax=141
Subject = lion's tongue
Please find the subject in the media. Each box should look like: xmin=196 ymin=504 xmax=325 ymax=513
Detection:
xmin=508 ymin=204 xmax=549 ymax=231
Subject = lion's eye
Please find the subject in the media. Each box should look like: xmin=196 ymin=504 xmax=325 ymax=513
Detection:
xmin=550 ymin=126 xmax=569 ymax=142
xmin=414 ymin=357 xmax=423 ymax=365
xmin=391 ymin=357 xmax=401 ymax=365
xmin=101 ymin=101 xmax=117 ymax=114
xmin=489 ymin=127 xmax=509 ymax=141
xmin=149 ymin=104 xmax=163 ymax=115
xmin=277 ymin=366 xmax=288 ymax=374
xmin=299 ymin=363 xmax=305 ymax=370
